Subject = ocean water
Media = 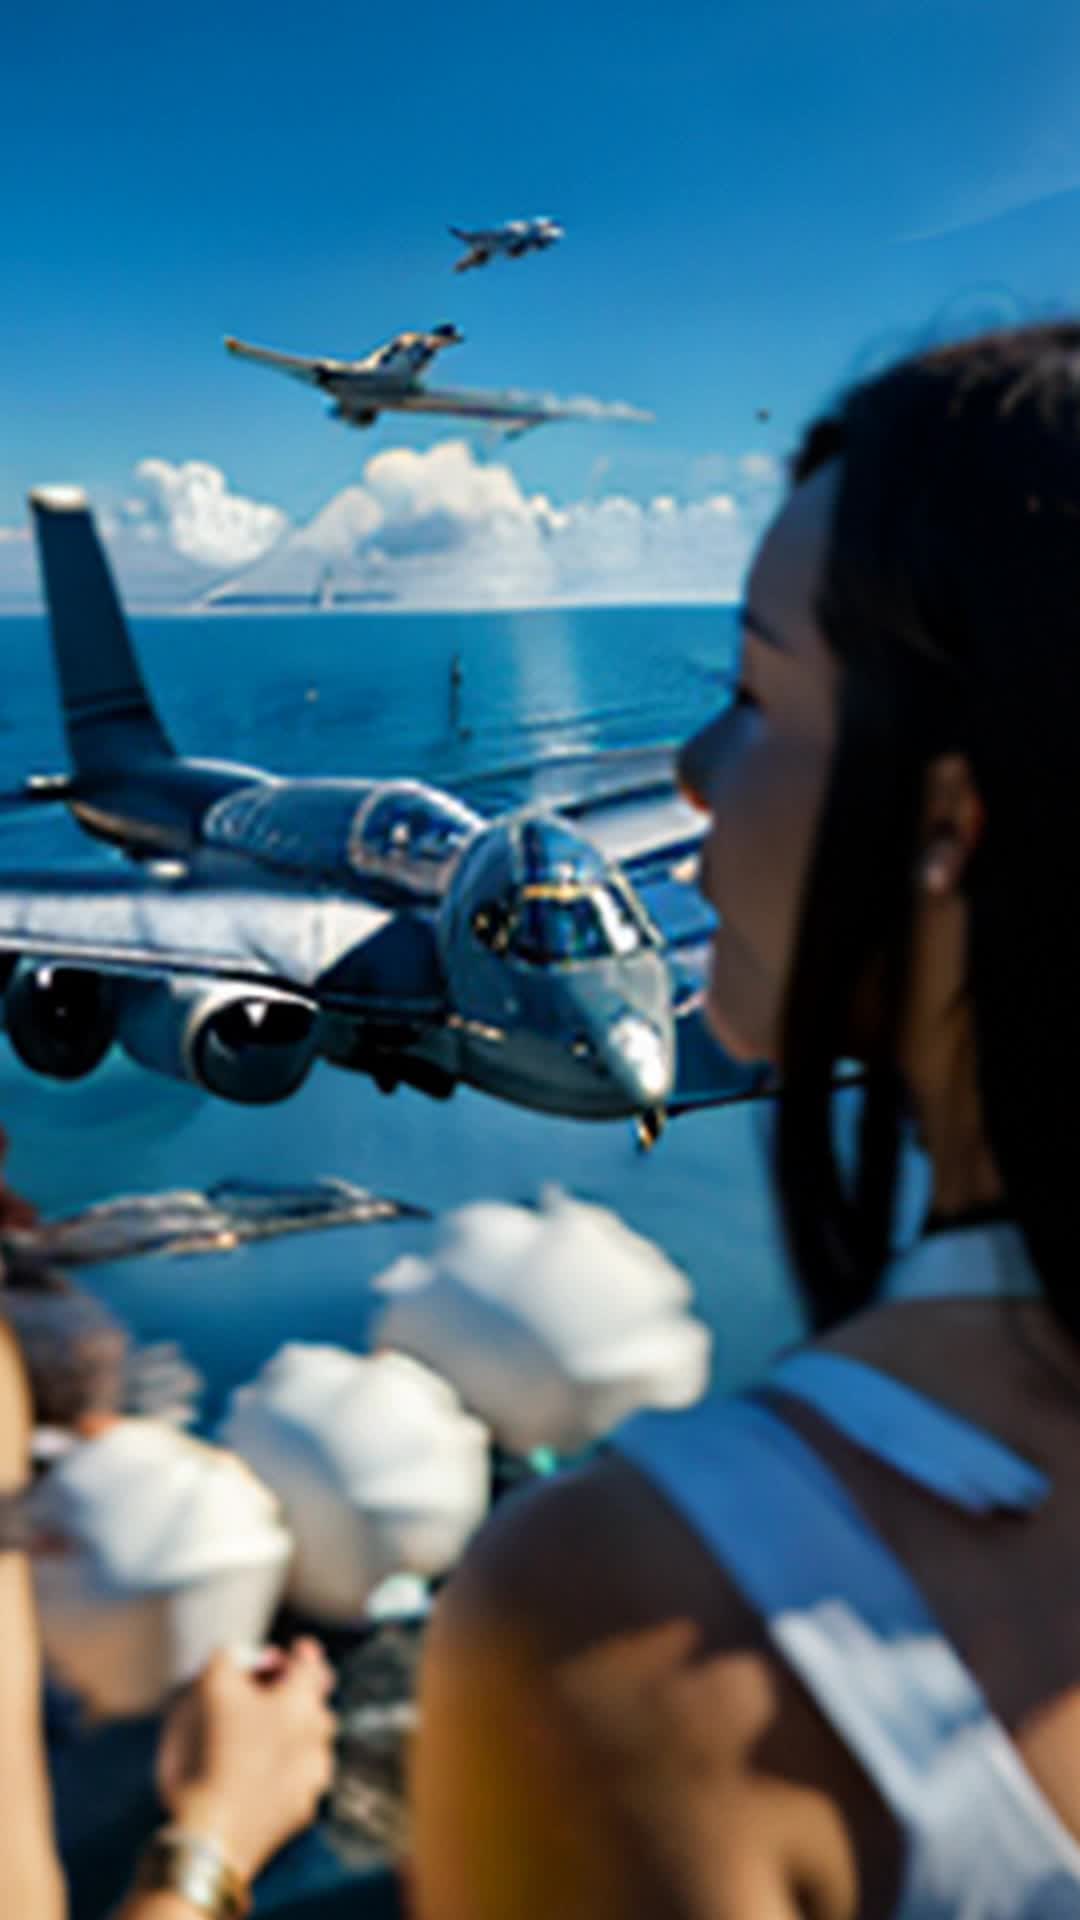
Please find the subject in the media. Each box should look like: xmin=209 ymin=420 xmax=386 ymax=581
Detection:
xmin=0 ymin=602 xmax=734 ymax=794
xmin=0 ymin=602 xmax=813 ymax=1416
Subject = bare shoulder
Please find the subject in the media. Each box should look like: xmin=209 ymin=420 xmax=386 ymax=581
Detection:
xmin=431 ymin=1450 xmax=832 ymax=1764
xmin=413 ymin=1456 xmax=869 ymax=1920
xmin=436 ymin=1449 xmax=759 ymax=1662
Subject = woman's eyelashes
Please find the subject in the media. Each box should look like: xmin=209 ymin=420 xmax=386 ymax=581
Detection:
xmin=732 ymin=684 xmax=760 ymax=712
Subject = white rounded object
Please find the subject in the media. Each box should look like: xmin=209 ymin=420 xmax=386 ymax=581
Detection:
xmin=219 ymin=1345 xmax=490 ymax=1625
xmin=28 ymin=1420 xmax=291 ymax=1720
xmin=371 ymin=1185 xmax=711 ymax=1454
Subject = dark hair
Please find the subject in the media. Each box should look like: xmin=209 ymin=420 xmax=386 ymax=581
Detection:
xmin=775 ymin=323 xmax=1080 ymax=1334
xmin=0 ymin=1255 xmax=128 ymax=1428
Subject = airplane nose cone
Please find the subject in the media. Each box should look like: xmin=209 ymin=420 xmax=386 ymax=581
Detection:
xmin=603 ymin=1011 xmax=674 ymax=1108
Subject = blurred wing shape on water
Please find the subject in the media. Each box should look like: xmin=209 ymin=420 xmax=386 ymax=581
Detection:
xmin=5 ymin=1177 xmax=429 ymax=1268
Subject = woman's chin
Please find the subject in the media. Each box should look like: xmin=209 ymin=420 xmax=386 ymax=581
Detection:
xmin=702 ymin=991 xmax=774 ymax=1068
xmin=703 ymin=931 xmax=779 ymax=1067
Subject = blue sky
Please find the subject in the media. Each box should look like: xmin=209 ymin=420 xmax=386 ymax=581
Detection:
xmin=3 ymin=0 xmax=1080 ymax=601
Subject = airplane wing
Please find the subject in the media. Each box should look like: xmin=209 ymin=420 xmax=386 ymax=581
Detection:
xmin=224 ymin=336 xmax=351 ymax=389
xmin=0 ymin=869 xmax=420 ymax=1009
xmin=226 ymin=340 xmax=652 ymax=431
xmin=392 ymin=385 xmax=654 ymax=429
xmin=12 ymin=1177 xmax=429 ymax=1269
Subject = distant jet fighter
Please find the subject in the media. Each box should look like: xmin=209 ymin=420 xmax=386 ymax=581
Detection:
xmin=0 ymin=491 xmax=727 ymax=1135
xmin=225 ymin=326 xmax=650 ymax=437
xmin=449 ymin=217 xmax=564 ymax=272
xmin=347 ymin=322 xmax=465 ymax=381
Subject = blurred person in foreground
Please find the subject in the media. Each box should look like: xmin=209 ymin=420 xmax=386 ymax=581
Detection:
xmin=3 ymin=1260 xmax=293 ymax=1723
xmin=0 ymin=1312 xmax=65 ymax=1914
xmin=410 ymin=325 xmax=1080 ymax=1919
xmin=1 ymin=1220 xmax=335 ymax=1917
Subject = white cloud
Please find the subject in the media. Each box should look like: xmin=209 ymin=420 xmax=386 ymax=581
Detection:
xmin=736 ymin=452 xmax=780 ymax=485
xmin=207 ymin=441 xmax=764 ymax=609
xmin=132 ymin=459 xmax=288 ymax=569
xmin=290 ymin=486 xmax=384 ymax=554
xmin=2 ymin=440 xmax=779 ymax=612
xmin=366 ymin=441 xmax=530 ymax=529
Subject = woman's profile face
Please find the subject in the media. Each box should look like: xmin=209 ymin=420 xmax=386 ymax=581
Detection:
xmin=677 ymin=464 xmax=840 ymax=1063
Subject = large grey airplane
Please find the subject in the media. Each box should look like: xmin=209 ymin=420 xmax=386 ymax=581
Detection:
xmin=0 ymin=490 xmax=725 ymax=1136
xmin=449 ymin=217 xmax=564 ymax=272
xmin=224 ymin=326 xmax=652 ymax=436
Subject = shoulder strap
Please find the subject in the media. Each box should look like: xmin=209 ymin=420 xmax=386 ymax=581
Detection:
xmin=767 ymin=1351 xmax=1049 ymax=1514
xmin=882 ymin=1222 xmax=1039 ymax=1303
xmin=618 ymin=1395 xmax=983 ymax=1817
xmin=615 ymin=1396 xmax=1080 ymax=1915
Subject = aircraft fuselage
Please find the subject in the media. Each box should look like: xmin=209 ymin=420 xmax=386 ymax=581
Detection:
xmin=45 ymin=754 xmax=675 ymax=1122
xmin=10 ymin=486 xmax=675 ymax=1126
xmin=68 ymin=758 xmax=271 ymax=855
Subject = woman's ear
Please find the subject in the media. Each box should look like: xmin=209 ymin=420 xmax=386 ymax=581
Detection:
xmin=918 ymin=753 xmax=985 ymax=899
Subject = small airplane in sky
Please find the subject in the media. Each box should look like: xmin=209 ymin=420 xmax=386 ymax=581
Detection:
xmin=0 ymin=490 xmax=728 ymax=1137
xmin=448 ymin=217 xmax=564 ymax=272
xmin=224 ymin=327 xmax=651 ymax=437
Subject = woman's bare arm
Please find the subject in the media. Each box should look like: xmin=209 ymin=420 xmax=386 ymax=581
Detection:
xmin=0 ymin=1319 xmax=67 ymax=1918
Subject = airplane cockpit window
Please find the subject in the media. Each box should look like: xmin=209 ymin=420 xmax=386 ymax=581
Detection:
xmin=594 ymin=880 xmax=651 ymax=957
xmin=348 ymin=783 xmax=479 ymax=892
xmin=361 ymin=793 xmax=473 ymax=863
xmin=510 ymin=892 xmax=608 ymax=965
xmin=463 ymin=816 xmax=659 ymax=967
xmin=504 ymin=881 xmax=652 ymax=967
xmin=205 ymin=785 xmax=276 ymax=847
xmin=517 ymin=817 xmax=606 ymax=891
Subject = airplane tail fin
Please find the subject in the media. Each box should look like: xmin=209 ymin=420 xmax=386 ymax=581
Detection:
xmin=29 ymin=487 xmax=175 ymax=774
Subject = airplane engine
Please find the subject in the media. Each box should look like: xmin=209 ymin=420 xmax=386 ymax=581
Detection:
xmin=3 ymin=962 xmax=116 ymax=1080
xmin=330 ymin=404 xmax=378 ymax=429
xmin=115 ymin=977 xmax=320 ymax=1106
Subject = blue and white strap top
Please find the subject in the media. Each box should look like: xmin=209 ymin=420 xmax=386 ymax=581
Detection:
xmin=613 ymin=1225 xmax=1080 ymax=1918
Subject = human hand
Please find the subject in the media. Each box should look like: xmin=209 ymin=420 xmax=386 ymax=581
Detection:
xmin=155 ymin=1640 xmax=337 ymax=1883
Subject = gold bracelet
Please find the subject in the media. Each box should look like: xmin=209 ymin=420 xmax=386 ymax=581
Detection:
xmin=0 ymin=1487 xmax=31 ymax=1551
xmin=133 ymin=1827 xmax=252 ymax=1918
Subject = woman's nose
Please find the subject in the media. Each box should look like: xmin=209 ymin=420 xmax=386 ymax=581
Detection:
xmin=677 ymin=713 xmax=727 ymax=814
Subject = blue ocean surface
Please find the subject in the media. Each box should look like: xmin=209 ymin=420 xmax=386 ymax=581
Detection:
xmin=0 ymin=602 xmax=735 ymax=796
xmin=0 ymin=601 xmax=815 ymax=1416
